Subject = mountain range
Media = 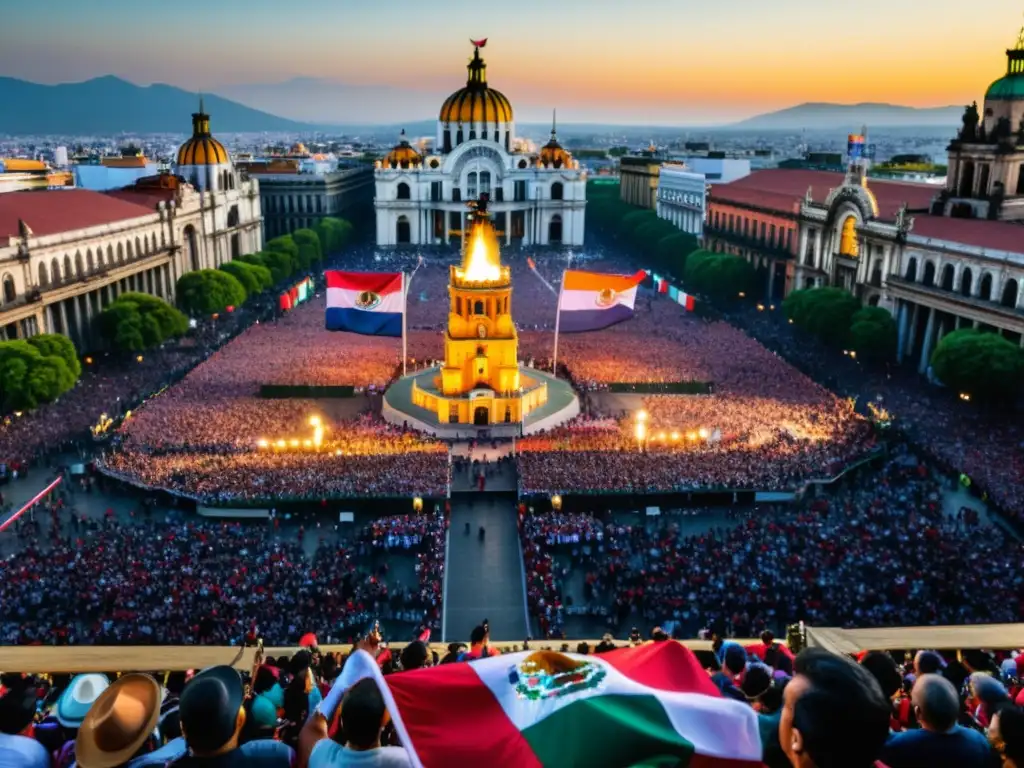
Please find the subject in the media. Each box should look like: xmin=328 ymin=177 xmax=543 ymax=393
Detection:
xmin=0 ymin=75 xmax=963 ymax=136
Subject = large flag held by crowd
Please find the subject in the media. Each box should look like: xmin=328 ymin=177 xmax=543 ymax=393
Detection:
xmin=335 ymin=642 xmax=762 ymax=767
xmin=556 ymin=269 xmax=647 ymax=333
xmin=325 ymin=270 xmax=404 ymax=336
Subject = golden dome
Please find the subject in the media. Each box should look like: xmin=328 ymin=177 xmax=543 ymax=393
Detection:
xmin=176 ymin=99 xmax=229 ymax=166
xmin=383 ymin=130 xmax=421 ymax=169
xmin=538 ymin=111 xmax=571 ymax=168
xmin=439 ymin=45 xmax=513 ymax=125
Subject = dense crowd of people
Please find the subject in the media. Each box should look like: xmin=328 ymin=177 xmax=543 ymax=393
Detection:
xmin=1 ymin=627 xmax=1023 ymax=767
xmin=0 ymin=501 xmax=445 ymax=646
xmin=519 ymin=448 xmax=1024 ymax=641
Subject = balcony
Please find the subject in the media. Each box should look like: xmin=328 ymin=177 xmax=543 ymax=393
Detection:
xmin=886 ymin=275 xmax=1024 ymax=329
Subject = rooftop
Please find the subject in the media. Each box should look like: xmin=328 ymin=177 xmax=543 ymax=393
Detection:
xmin=0 ymin=189 xmax=155 ymax=240
xmin=910 ymin=214 xmax=1024 ymax=255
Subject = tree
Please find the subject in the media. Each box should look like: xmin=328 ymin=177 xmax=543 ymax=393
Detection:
xmin=683 ymin=250 xmax=755 ymax=302
xmin=241 ymin=251 xmax=294 ymax=284
xmin=0 ymin=339 xmax=79 ymax=411
xmin=176 ymin=270 xmax=248 ymax=316
xmin=847 ymin=306 xmax=897 ymax=364
xmin=98 ymin=293 xmax=188 ymax=352
xmin=653 ymin=233 xmax=700 ymax=280
xmin=782 ymin=287 xmax=860 ymax=346
xmin=220 ymin=260 xmax=272 ymax=295
xmin=930 ymin=329 xmax=1024 ymax=402
xmin=314 ymin=217 xmax=353 ymax=256
xmin=26 ymin=334 xmax=81 ymax=379
xmin=292 ymin=228 xmax=323 ymax=270
xmin=265 ymin=235 xmax=300 ymax=274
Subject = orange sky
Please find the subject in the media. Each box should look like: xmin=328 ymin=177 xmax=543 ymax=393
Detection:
xmin=1 ymin=0 xmax=1021 ymax=123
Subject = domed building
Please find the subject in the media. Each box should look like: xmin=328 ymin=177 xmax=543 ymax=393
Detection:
xmin=173 ymin=100 xmax=263 ymax=268
xmin=375 ymin=40 xmax=586 ymax=247
xmin=943 ymin=24 xmax=1024 ymax=221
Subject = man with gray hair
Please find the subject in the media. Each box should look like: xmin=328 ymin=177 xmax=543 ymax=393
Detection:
xmin=880 ymin=673 xmax=991 ymax=767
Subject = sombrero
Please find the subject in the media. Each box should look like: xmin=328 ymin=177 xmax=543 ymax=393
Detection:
xmin=75 ymin=674 xmax=161 ymax=768
xmin=57 ymin=674 xmax=110 ymax=728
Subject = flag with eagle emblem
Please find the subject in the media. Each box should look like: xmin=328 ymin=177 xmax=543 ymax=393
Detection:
xmin=324 ymin=270 xmax=404 ymax=336
xmin=333 ymin=642 xmax=762 ymax=768
xmin=556 ymin=269 xmax=647 ymax=332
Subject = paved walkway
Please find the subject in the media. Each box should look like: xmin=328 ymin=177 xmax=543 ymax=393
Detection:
xmin=444 ymin=494 xmax=529 ymax=643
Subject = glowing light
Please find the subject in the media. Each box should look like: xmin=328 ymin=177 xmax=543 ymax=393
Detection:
xmin=309 ymin=416 xmax=321 ymax=427
xmin=686 ymin=431 xmax=698 ymax=441
xmin=849 ymin=350 xmax=857 ymax=360
xmin=698 ymin=427 xmax=709 ymax=439
xmin=302 ymin=439 xmax=312 ymax=448
xmin=738 ymin=292 xmax=746 ymax=298
xmin=551 ymin=494 xmax=562 ymax=511
xmin=289 ymin=438 xmax=300 ymax=448
xmin=257 ymin=438 xmax=269 ymax=449
xmin=636 ymin=410 xmax=648 ymax=423
xmin=788 ymin=319 xmax=794 ymax=324
xmin=635 ymin=422 xmax=647 ymax=442
xmin=335 ymin=449 xmax=342 ymax=456
xmin=657 ymin=432 xmax=667 ymax=441
xmin=756 ymin=304 xmax=765 ymax=311
xmin=458 ymin=222 xmax=502 ymax=283
xmin=276 ymin=439 xmax=286 ymax=449
xmin=959 ymin=392 xmax=971 ymax=402
xmin=670 ymin=431 xmax=680 ymax=441
xmin=84 ymin=356 xmax=93 ymax=365
xmin=136 ymin=355 xmax=144 ymax=363
xmin=13 ymin=411 xmax=22 ymax=418
xmin=769 ymin=304 xmax=775 ymax=311
xmin=413 ymin=497 xmax=424 ymax=512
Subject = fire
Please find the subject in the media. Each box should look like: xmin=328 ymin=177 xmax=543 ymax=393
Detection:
xmin=461 ymin=223 xmax=501 ymax=283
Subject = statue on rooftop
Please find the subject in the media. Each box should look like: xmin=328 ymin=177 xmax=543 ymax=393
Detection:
xmin=960 ymin=101 xmax=980 ymax=141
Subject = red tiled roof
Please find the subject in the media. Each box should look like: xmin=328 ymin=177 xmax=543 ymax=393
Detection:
xmin=0 ymin=189 xmax=155 ymax=240
xmin=709 ymin=169 xmax=937 ymax=219
xmin=910 ymin=214 xmax=1024 ymax=255
xmin=106 ymin=188 xmax=176 ymax=207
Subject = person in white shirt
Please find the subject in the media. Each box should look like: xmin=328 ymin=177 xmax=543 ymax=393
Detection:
xmin=300 ymin=677 xmax=411 ymax=768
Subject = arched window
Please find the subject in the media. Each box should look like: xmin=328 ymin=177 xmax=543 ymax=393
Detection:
xmin=467 ymin=172 xmax=478 ymax=199
xmin=227 ymin=205 xmax=239 ymax=228
xmin=839 ymin=217 xmax=859 ymax=257
xmin=940 ymin=263 xmax=954 ymax=291
xmin=1 ymin=274 xmax=15 ymax=303
xmin=75 ymin=252 xmax=84 ymax=277
xmin=1000 ymin=278 xmax=1018 ymax=308
xmin=922 ymin=261 xmax=936 ymax=287
xmin=37 ymin=262 xmax=48 ymax=287
xmin=64 ymin=255 xmax=72 ymax=278
xmin=905 ymin=257 xmax=918 ymax=281
xmin=51 ymin=258 xmax=60 ymax=285
xmin=473 ymin=300 xmax=484 ymax=315
xmin=127 ymin=240 xmax=134 ymax=260
xmin=396 ymin=183 xmax=411 ymax=200
xmin=117 ymin=243 xmax=124 ymax=264
xmin=86 ymin=249 xmax=95 ymax=272
xmin=548 ymin=214 xmax=563 ymax=244
xmin=135 ymin=236 xmax=142 ymax=255
xmin=184 ymin=225 xmax=200 ymax=271
xmin=395 ymin=216 xmax=411 ymax=244
xmin=479 ymin=171 xmax=491 ymax=196
xmin=959 ymin=161 xmax=975 ymax=197
xmin=870 ymin=259 xmax=882 ymax=287
xmin=518 ymin=159 xmax=527 ymax=169
xmin=959 ymin=267 xmax=973 ymax=296
xmin=551 ymin=182 xmax=564 ymax=201
xmin=980 ymin=272 xmax=993 ymax=300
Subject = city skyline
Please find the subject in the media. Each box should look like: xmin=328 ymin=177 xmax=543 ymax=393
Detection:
xmin=2 ymin=0 xmax=1022 ymax=125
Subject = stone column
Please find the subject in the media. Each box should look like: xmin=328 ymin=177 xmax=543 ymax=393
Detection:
xmin=918 ymin=307 xmax=936 ymax=374
xmin=59 ymin=300 xmax=70 ymax=336
xmin=906 ymin=303 xmax=920 ymax=356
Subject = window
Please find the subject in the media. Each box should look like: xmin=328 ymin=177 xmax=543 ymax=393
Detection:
xmin=551 ymin=182 xmax=564 ymax=200
xmin=431 ymin=182 xmax=442 ymax=202
xmin=456 ymin=297 xmax=463 ymax=315
xmin=1 ymin=274 xmax=14 ymax=303
xmin=474 ymin=300 xmax=484 ymax=315
xmin=452 ymin=188 xmax=461 ymax=202
xmin=494 ymin=187 xmax=504 ymax=202
xmin=37 ymin=262 xmax=48 ymax=287
xmin=479 ymin=171 xmax=491 ymax=196
xmin=1017 ymin=164 xmax=1024 ymax=195
xmin=905 ymin=257 xmax=917 ymax=281
xmin=397 ymin=182 xmax=411 ymax=200
xmin=467 ymin=172 xmax=478 ymax=199
xmin=514 ymin=180 xmax=526 ymax=202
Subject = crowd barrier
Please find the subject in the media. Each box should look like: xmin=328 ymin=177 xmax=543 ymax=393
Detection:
xmin=3 ymin=622 xmax=1022 ymax=674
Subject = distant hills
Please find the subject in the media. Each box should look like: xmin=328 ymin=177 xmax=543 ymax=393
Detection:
xmin=726 ymin=102 xmax=962 ymax=131
xmin=0 ymin=76 xmax=311 ymax=135
xmin=0 ymin=76 xmax=964 ymax=136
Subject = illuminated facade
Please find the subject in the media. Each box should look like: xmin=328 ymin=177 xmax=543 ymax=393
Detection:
xmin=411 ymin=195 xmax=547 ymax=426
xmin=374 ymin=42 xmax=586 ymax=248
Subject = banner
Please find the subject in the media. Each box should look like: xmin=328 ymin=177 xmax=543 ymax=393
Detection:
xmin=325 ymin=271 xmax=404 ymax=336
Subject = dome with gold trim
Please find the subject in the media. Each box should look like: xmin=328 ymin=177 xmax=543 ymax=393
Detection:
xmin=383 ymin=130 xmax=422 ymax=169
xmin=538 ymin=111 xmax=571 ymax=168
xmin=176 ymin=99 xmax=229 ymax=166
xmin=439 ymin=44 xmax=513 ymax=125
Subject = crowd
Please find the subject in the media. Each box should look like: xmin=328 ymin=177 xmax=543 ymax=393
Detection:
xmin=0 ymin=502 xmax=445 ymax=647
xmin=519 ymin=448 xmax=1024 ymax=640
xmin=1 ymin=627 xmax=1023 ymax=767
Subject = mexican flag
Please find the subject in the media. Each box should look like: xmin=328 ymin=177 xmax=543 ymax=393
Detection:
xmin=337 ymin=642 xmax=763 ymax=768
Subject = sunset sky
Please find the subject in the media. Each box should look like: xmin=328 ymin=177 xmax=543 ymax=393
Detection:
xmin=2 ymin=0 xmax=1022 ymax=124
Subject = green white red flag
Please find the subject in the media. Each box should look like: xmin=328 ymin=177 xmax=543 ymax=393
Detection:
xmin=337 ymin=642 xmax=763 ymax=767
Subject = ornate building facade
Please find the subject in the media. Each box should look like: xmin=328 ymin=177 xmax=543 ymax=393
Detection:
xmin=0 ymin=104 xmax=262 ymax=349
xmin=374 ymin=43 xmax=586 ymax=248
xmin=704 ymin=25 xmax=1024 ymax=373
xmin=656 ymin=162 xmax=707 ymax=237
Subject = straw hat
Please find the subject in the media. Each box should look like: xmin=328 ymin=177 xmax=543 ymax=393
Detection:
xmin=75 ymin=674 xmax=161 ymax=768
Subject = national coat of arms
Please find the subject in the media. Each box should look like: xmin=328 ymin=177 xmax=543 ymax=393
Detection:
xmin=507 ymin=651 xmax=606 ymax=701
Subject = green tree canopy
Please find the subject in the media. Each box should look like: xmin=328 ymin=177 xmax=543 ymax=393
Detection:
xmin=292 ymin=228 xmax=323 ymax=270
xmin=683 ymin=250 xmax=755 ymax=302
xmin=265 ymin=235 xmax=300 ymax=274
xmin=782 ymin=287 xmax=861 ymax=346
xmin=220 ymin=260 xmax=272 ymax=295
xmin=848 ymin=306 xmax=898 ymax=364
xmin=0 ymin=339 xmax=79 ymax=411
xmin=314 ymin=217 xmax=353 ymax=255
xmin=176 ymin=270 xmax=248 ymax=316
xmin=652 ymin=233 xmax=700 ymax=280
xmin=930 ymin=328 xmax=1024 ymax=403
xmin=97 ymin=293 xmax=188 ymax=352
xmin=26 ymin=334 xmax=81 ymax=379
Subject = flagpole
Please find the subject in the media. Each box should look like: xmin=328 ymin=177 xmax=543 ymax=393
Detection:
xmin=402 ymin=271 xmax=408 ymax=376
xmin=552 ymin=272 xmax=564 ymax=376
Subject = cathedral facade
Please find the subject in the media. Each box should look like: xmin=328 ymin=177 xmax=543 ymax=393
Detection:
xmin=374 ymin=42 xmax=586 ymax=248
